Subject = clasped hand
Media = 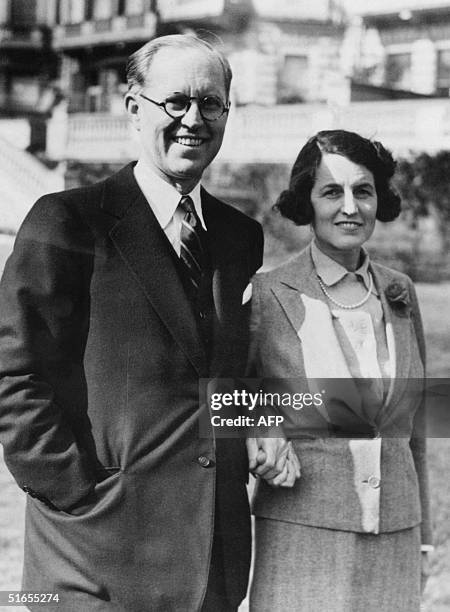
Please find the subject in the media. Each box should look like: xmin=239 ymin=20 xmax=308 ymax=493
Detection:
xmin=246 ymin=437 xmax=301 ymax=487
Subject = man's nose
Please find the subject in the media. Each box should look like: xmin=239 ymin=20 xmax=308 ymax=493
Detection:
xmin=181 ymin=100 xmax=204 ymax=128
xmin=341 ymin=189 xmax=358 ymax=215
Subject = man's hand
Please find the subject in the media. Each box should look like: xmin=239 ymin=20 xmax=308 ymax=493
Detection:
xmin=247 ymin=438 xmax=301 ymax=487
xmin=262 ymin=443 xmax=301 ymax=488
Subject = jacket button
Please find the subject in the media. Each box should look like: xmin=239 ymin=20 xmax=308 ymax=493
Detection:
xmin=198 ymin=455 xmax=211 ymax=467
xmin=199 ymin=311 xmax=206 ymax=320
xmin=367 ymin=475 xmax=381 ymax=489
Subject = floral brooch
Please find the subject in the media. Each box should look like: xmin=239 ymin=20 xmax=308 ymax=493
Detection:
xmin=385 ymin=281 xmax=411 ymax=316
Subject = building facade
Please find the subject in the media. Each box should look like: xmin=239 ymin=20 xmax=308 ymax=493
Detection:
xmin=1 ymin=0 xmax=349 ymax=117
xmin=0 ymin=0 xmax=58 ymax=116
xmin=156 ymin=0 xmax=347 ymax=107
xmin=357 ymin=1 xmax=450 ymax=97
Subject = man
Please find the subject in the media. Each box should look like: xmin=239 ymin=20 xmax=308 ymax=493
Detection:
xmin=0 ymin=35 xmax=265 ymax=611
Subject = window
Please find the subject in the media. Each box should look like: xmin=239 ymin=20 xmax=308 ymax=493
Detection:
xmin=93 ymin=0 xmax=113 ymax=20
xmin=0 ymin=0 xmax=9 ymax=25
xmin=437 ymin=49 xmax=450 ymax=96
xmin=85 ymin=0 xmax=94 ymax=20
xmin=10 ymin=0 xmax=37 ymax=26
xmin=126 ymin=0 xmax=144 ymax=15
xmin=11 ymin=76 xmax=40 ymax=108
xmin=59 ymin=0 xmax=86 ymax=24
xmin=279 ymin=55 xmax=308 ymax=103
xmin=385 ymin=53 xmax=411 ymax=90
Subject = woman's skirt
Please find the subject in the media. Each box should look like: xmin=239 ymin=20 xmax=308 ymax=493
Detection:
xmin=249 ymin=517 xmax=421 ymax=612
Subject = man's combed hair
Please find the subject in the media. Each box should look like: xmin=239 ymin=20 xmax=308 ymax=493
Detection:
xmin=275 ymin=129 xmax=401 ymax=225
xmin=126 ymin=34 xmax=232 ymax=96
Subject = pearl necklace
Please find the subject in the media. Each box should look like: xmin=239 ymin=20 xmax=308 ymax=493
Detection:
xmin=317 ymin=273 xmax=374 ymax=310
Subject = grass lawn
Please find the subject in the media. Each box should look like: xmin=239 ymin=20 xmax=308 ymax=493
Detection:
xmin=0 ymin=282 xmax=449 ymax=611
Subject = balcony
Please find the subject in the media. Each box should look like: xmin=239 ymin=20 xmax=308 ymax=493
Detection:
xmin=361 ymin=0 xmax=450 ymax=16
xmin=61 ymin=113 xmax=134 ymax=161
xmin=47 ymin=98 xmax=450 ymax=164
xmin=0 ymin=26 xmax=47 ymax=49
xmin=52 ymin=13 xmax=157 ymax=49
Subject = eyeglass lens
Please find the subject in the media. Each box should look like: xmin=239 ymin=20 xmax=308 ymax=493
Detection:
xmin=165 ymin=94 xmax=225 ymax=120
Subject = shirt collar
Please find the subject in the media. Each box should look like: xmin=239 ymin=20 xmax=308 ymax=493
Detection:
xmin=134 ymin=159 xmax=206 ymax=230
xmin=311 ymin=239 xmax=373 ymax=290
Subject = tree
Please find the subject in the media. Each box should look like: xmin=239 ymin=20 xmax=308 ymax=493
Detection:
xmin=394 ymin=152 xmax=450 ymax=279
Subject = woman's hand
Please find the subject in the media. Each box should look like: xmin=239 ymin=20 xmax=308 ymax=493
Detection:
xmin=247 ymin=438 xmax=301 ymax=487
xmin=265 ymin=443 xmax=301 ymax=488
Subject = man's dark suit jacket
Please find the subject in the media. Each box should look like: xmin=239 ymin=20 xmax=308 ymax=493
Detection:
xmin=0 ymin=163 xmax=263 ymax=611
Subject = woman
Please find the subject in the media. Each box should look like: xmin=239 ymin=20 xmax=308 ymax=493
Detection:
xmin=248 ymin=130 xmax=431 ymax=612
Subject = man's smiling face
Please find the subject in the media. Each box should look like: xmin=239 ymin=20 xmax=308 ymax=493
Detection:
xmin=132 ymin=46 xmax=229 ymax=193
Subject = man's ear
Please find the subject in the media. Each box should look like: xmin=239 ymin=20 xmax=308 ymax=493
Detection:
xmin=125 ymin=93 xmax=140 ymax=130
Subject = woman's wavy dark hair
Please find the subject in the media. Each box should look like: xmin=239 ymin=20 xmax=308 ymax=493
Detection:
xmin=275 ymin=130 xmax=401 ymax=224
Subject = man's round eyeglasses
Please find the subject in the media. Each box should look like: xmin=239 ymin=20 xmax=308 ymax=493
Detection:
xmin=139 ymin=93 xmax=230 ymax=122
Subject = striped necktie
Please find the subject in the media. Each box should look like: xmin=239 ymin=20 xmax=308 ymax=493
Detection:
xmin=179 ymin=195 xmax=207 ymax=292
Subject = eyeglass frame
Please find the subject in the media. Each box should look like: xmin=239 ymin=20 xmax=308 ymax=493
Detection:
xmin=139 ymin=92 xmax=230 ymax=122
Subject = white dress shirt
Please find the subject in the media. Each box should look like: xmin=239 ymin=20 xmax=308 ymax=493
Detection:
xmin=134 ymin=159 xmax=207 ymax=256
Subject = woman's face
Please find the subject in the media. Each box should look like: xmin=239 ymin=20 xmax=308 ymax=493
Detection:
xmin=310 ymin=153 xmax=377 ymax=269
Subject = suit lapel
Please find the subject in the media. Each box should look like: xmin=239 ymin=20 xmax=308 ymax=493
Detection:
xmin=201 ymin=189 xmax=247 ymax=321
xmin=201 ymin=189 xmax=252 ymax=375
xmin=271 ymin=249 xmax=323 ymax=337
xmin=268 ymin=248 xmax=414 ymax=430
xmin=271 ymin=247 xmax=364 ymax=424
xmin=371 ymin=264 xmax=412 ymax=420
xmin=102 ymin=164 xmax=207 ymax=376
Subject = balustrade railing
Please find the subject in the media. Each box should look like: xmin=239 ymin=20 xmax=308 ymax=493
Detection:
xmin=57 ymin=99 xmax=450 ymax=164
xmin=64 ymin=113 xmax=136 ymax=160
